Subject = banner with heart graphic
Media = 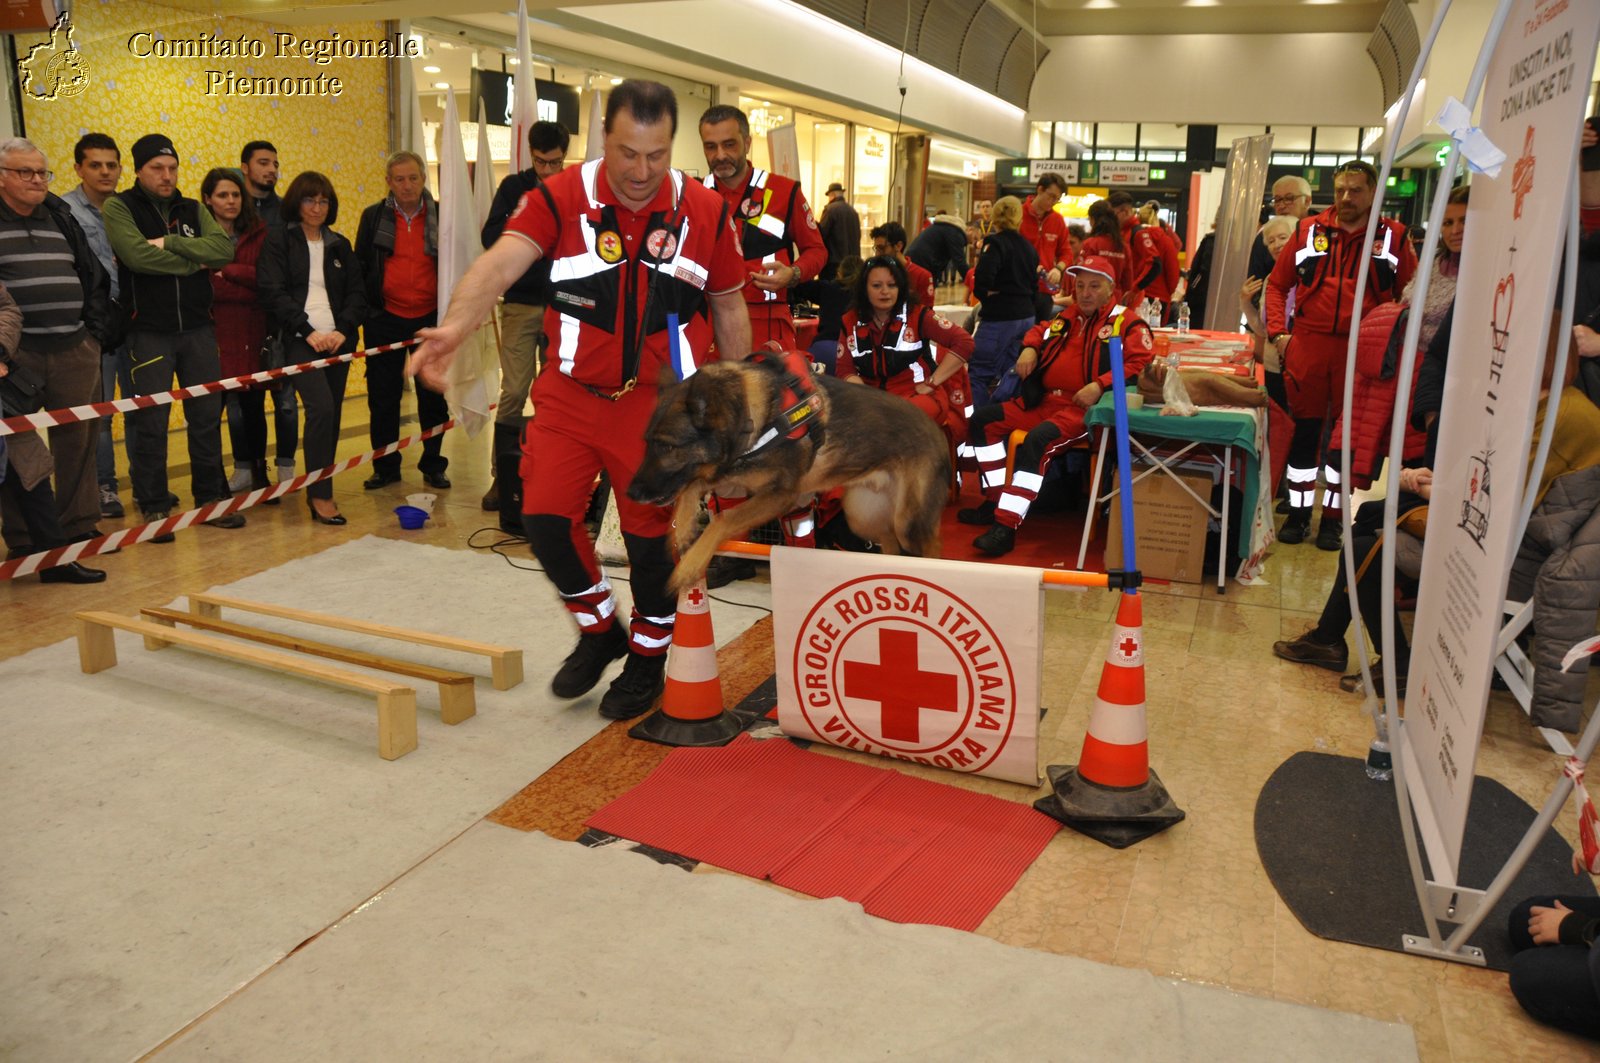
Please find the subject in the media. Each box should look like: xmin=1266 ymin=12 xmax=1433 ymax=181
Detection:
xmin=1402 ymin=0 xmax=1600 ymax=881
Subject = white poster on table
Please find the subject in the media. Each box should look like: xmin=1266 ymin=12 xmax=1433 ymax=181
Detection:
xmin=772 ymin=547 xmax=1043 ymax=785
xmin=1402 ymin=0 xmax=1599 ymax=880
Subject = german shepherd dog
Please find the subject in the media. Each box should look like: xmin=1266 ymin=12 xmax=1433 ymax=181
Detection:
xmin=628 ymin=354 xmax=950 ymax=591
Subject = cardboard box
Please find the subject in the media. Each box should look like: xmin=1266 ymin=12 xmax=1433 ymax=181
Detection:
xmin=1104 ymin=464 xmax=1214 ymax=583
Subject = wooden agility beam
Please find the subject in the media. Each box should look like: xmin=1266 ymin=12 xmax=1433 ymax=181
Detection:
xmin=141 ymin=607 xmax=475 ymax=725
xmin=75 ymin=611 xmax=419 ymax=761
xmin=188 ymin=592 xmax=524 ymax=690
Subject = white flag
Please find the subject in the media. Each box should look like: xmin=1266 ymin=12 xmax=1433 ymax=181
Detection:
xmin=585 ymin=89 xmax=604 ymax=162
xmin=437 ymin=89 xmax=497 ymax=438
xmin=474 ymin=100 xmax=495 ymax=229
xmin=510 ymin=0 xmax=538 ymax=173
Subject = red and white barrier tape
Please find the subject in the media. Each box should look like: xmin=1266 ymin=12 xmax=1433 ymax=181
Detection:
xmin=0 ymin=338 xmax=419 ymax=437
xmin=1 ymin=415 xmax=459 ymax=580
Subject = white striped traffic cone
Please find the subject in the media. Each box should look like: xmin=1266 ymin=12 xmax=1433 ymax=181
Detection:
xmin=629 ymin=580 xmax=742 ymax=747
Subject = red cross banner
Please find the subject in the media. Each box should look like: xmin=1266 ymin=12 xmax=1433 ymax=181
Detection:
xmin=771 ymin=547 xmax=1043 ymax=785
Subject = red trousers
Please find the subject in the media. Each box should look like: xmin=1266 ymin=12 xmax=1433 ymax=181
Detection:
xmin=1282 ymin=329 xmax=1350 ymax=420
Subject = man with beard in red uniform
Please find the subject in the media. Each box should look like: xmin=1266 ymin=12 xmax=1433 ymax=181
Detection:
xmin=1265 ymin=159 xmax=1415 ymax=550
xmin=699 ymin=105 xmax=826 ymax=349
xmin=959 ymin=256 xmax=1154 ymax=557
xmin=410 ymin=80 xmax=750 ymax=721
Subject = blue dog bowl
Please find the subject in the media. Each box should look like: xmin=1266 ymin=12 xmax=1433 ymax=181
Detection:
xmin=394 ymin=505 xmax=428 ymax=530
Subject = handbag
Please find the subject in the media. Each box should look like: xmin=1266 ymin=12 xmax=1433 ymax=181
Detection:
xmin=261 ymin=334 xmax=287 ymax=371
xmin=0 ymin=361 xmax=47 ymax=415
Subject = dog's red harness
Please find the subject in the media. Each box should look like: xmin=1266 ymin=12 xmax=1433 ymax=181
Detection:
xmin=739 ymin=349 xmax=825 ymax=457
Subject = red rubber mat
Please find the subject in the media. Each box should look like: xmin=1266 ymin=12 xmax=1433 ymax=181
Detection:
xmin=585 ymin=734 xmax=1059 ymax=931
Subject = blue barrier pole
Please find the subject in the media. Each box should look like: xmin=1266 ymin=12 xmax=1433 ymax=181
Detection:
xmin=1107 ymin=336 xmax=1138 ymax=588
xmin=665 ymin=312 xmax=685 ymax=380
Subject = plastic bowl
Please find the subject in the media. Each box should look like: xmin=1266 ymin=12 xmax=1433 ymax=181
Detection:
xmin=394 ymin=505 xmax=428 ymax=530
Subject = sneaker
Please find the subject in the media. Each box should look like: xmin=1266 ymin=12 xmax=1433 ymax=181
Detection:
xmin=705 ymin=555 xmax=758 ymax=589
xmin=98 ymin=485 xmax=124 ymax=519
xmin=957 ymin=500 xmax=997 ymax=525
xmin=1272 ymin=628 xmax=1349 ymax=671
xmin=1278 ymin=512 xmax=1311 ymax=545
xmin=1340 ymin=662 xmax=1408 ymax=697
xmin=1315 ymin=521 xmax=1343 ymax=552
xmin=598 ymin=652 xmax=667 ymax=720
xmin=227 ymin=467 xmax=253 ymax=493
xmin=144 ymin=510 xmax=176 ymax=544
xmin=204 ymin=512 xmax=247 ymax=529
xmin=972 ymin=524 xmax=1016 ymax=557
xmin=550 ymin=625 xmax=628 ymax=698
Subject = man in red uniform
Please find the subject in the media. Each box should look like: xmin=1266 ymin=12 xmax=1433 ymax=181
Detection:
xmin=699 ymin=105 xmax=826 ymax=349
xmin=1265 ymin=159 xmax=1416 ymax=550
xmin=410 ymin=80 xmax=750 ymax=720
xmin=869 ymin=221 xmax=935 ymax=307
xmin=959 ymin=256 xmax=1154 ymax=557
xmin=1108 ymin=190 xmax=1164 ymax=315
xmin=1020 ymin=173 xmax=1069 ymax=316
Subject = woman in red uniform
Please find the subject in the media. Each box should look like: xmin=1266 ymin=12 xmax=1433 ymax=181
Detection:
xmin=1079 ymin=200 xmax=1133 ymax=300
xmin=836 ymin=255 xmax=974 ymax=442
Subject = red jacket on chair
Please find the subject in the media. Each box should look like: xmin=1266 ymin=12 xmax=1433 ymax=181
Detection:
xmin=1331 ymin=301 xmax=1429 ymax=489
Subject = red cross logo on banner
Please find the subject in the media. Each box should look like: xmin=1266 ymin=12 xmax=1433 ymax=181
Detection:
xmin=1511 ymin=125 xmax=1535 ymax=220
xmin=1119 ymin=635 xmax=1140 ymax=660
xmin=843 ymin=627 xmax=958 ymax=742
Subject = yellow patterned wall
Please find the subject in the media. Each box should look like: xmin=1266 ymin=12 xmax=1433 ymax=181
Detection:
xmin=19 ymin=0 xmax=393 ymax=204
xmin=17 ymin=1 xmax=398 ymax=431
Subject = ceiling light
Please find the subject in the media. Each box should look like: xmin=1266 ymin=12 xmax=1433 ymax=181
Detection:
xmin=423 ymin=65 xmax=440 ymax=73
xmin=508 ymin=57 xmax=519 ymax=65
xmin=433 ymin=82 xmax=451 ymax=90
xmin=609 ymin=77 xmax=623 ymax=85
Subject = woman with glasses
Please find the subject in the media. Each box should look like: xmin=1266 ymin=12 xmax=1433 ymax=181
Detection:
xmin=202 ymin=167 xmax=276 ymax=503
xmin=836 ymin=254 xmax=973 ymax=443
xmin=257 ymin=172 xmax=366 ymax=525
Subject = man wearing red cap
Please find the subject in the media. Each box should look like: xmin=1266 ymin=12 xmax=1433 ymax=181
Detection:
xmin=1264 ymin=160 xmax=1415 ymax=550
xmin=959 ymin=256 xmax=1154 ymax=556
xmin=699 ymin=105 xmax=827 ymax=349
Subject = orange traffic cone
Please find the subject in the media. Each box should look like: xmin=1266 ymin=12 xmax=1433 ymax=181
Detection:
xmin=1035 ymin=592 xmax=1185 ymax=848
xmin=629 ymin=580 xmax=743 ymax=747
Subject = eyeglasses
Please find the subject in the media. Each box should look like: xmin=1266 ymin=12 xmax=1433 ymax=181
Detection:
xmin=1271 ymin=194 xmax=1306 ymax=204
xmin=2 ymin=168 xmax=52 ymax=183
xmin=302 ymin=197 xmax=331 ymax=208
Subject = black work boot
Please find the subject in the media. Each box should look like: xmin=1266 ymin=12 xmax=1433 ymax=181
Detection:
xmin=598 ymin=651 xmax=668 ymax=720
xmin=1278 ymin=509 xmax=1312 ymax=545
xmin=1315 ymin=519 xmax=1343 ymax=552
xmin=550 ymin=624 xmax=628 ymax=698
xmin=972 ymin=524 xmax=1016 ymax=557
xmin=1272 ymin=628 xmax=1349 ymax=672
xmin=496 ymin=451 xmax=525 ymax=536
xmin=957 ymin=499 xmax=997 ymax=525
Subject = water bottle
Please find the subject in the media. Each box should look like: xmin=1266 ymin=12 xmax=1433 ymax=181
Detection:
xmin=1366 ymin=705 xmax=1393 ymax=782
xmin=1175 ymin=301 xmax=1191 ymax=335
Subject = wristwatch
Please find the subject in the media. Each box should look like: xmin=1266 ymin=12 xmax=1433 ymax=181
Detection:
xmin=1270 ymin=332 xmax=1290 ymax=345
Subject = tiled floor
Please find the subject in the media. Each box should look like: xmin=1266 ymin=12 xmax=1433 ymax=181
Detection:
xmin=4 ymin=397 xmax=1597 ymax=1061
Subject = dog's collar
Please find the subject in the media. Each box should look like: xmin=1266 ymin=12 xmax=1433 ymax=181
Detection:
xmin=739 ymin=349 xmax=825 ymax=458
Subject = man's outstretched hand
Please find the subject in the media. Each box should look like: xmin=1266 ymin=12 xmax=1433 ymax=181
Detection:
xmin=408 ymin=322 xmax=464 ymax=393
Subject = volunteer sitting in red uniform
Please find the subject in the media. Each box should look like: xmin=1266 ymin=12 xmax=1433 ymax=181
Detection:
xmin=699 ymin=105 xmax=826 ymax=350
xmin=869 ymin=221 xmax=936 ymax=308
xmin=837 ymin=255 xmax=973 ymax=441
xmin=960 ymin=256 xmax=1154 ymax=558
xmin=409 ymin=80 xmax=750 ymax=722
xmin=1264 ymin=159 xmax=1416 ymax=550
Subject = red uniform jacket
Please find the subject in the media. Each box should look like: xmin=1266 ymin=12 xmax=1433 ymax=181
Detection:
xmin=1078 ymin=234 xmax=1134 ymax=299
xmin=1329 ymin=301 xmax=1429 ymax=489
xmin=704 ymin=167 xmax=827 ymax=306
xmin=905 ymin=258 xmax=936 ymax=308
xmin=1120 ymin=216 xmax=1161 ymax=304
xmin=1146 ymin=223 xmax=1182 ymax=304
xmin=505 ymin=160 xmax=745 ymax=391
xmin=1264 ymin=205 xmax=1416 ymax=338
xmin=1020 ymin=300 xmax=1154 ymax=405
xmin=1019 ymin=196 xmax=1069 ymax=274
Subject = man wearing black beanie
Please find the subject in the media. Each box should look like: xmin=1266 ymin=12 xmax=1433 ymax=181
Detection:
xmin=103 ymin=133 xmax=242 ymax=537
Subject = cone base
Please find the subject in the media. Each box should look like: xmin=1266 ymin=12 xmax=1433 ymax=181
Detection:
xmin=628 ymin=708 xmax=744 ymax=747
xmin=1034 ymin=763 xmax=1186 ymax=850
